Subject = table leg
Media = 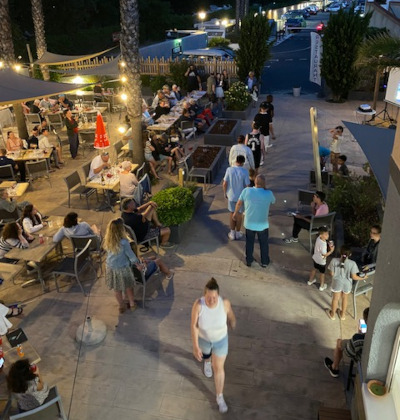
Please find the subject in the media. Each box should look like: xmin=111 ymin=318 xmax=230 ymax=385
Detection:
xmin=95 ymin=190 xmax=116 ymax=212
xmin=21 ymin=264 xmax=48 ymax=293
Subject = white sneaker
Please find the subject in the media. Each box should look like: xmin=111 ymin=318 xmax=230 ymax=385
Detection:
xmin=260 ymin=160 xmax=264 ymax=166
xmin=228 ymin=231 xmax=236 ymax=241
xmin=267 ymin=144 xmax=273 ymax=148
xmin=203 ymin=360 xmax=213 ymax=378
xmin=235 ymin=231 xmax=243 ymax=240
xmin=319 ymin=284 xmax=328 ymax=291
xmin=307 ymin=279 xmax=316 ymax=286
xmin=216 ymin=394 xmax=228 ymax=413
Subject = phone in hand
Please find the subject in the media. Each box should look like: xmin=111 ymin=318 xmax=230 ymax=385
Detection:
xmin=0 ymin=358 xmax=4 ymax=368
xmin=359 ymin=319 xmax=367 ymax=333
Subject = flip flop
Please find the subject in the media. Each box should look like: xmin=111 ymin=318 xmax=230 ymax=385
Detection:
xmin=325 ymin=308 xmax=335 ymax=321
xmin=6 ymin=307 xmax=23 ymax=318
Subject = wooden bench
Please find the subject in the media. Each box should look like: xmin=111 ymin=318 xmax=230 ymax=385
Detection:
xmin=318 ymin=407 xmax=352 ymax=419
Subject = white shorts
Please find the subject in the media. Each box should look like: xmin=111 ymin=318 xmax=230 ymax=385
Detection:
xmin=263 ymin=135 xmax=270 ymax=151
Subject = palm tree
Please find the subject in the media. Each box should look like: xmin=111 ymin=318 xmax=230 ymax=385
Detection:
xmin=0 ymin=0 xmax=28 ymax=139
xmin=31 ymin=0 xmax=50 ymax=80
xmin=357 ymin=34 xmax=400 ymax=110
xmin=235 ymin=0 xmax=241 ymax=31
xmin=120 ymin=0 xmax=143 ymax=164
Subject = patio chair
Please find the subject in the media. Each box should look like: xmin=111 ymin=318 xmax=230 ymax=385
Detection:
xmin=180 ymin=120 xmax=196 ymax=140
xmin=124 ymin=223 xmax=159 ymax=255
xmin=46 ymin=113 xmax=64 ymax=131
xmin=53 ymin=129 xmax=69 ymax=153
xmin=8 ymin=386 xmax=67 ymax=420
xmin=0 ymin=207 xmax=19 ymax=224
xmin=0 ymin=164 xmax=16 ymax=181
xmin=351 ymin=274 xmax=374 ymax=319
xmin=297 ymin=189 xmax=315 ymax=212
xmin=83 ymin=111 xmax=97 ymax=122
xmin=183 ymin=153 xmax=210 ymax=193
xmin=70 ymin=234 xmax=104 ymax=275
xmin=308 ymin=211 xmax=336 ymax=253
xmin=309 ymin=170 xmax=333 ymax=190
xmin=79 ymin=131 xmax=95 ymax=156
xmin=64 ymin=170 xmax=98 ymax=209
xmin=25 ymin=114 xmax=41 ymax=133
xmin=135 ymin=162 xmax=146 ymax=180
xmin=25 ymin=159 xmax=51 ymax=187
xmin=113 ymin=140 xmax=128 ymax=161
xmin=52 ymin=240 xmax=97 ymax=296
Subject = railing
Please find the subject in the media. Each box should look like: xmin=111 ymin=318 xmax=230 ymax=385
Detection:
xmin=58 ymin=56 xmax=238 ymax=77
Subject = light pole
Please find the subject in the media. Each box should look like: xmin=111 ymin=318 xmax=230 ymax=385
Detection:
xmin=198 ymin=11 xmax=206 ymax=31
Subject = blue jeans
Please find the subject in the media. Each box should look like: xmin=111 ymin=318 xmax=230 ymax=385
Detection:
xmin=245 ymin=228 xmax=270 ymax=266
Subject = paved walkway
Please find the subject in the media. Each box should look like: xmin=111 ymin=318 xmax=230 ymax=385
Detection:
xmin=0 ymin=92 xmax=374 ymax=419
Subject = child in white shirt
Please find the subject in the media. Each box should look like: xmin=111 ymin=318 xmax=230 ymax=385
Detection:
xmin=308 ymin=226 xmax=335 ymax=291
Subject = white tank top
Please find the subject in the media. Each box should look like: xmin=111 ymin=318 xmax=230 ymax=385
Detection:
xmin=198 ymin=296 xmax=227 ymax=342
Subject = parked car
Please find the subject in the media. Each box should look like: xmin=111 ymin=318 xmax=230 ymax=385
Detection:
xmin=285 ymin=18 xmax=306 ymax=32
xmin=300 ymin=8 xmax=310 ymax=18
xmin=325 ymin=2 xmax=341 ymax=12
xmin=308 ymin=4 xmax=319 ymax=14
xmin=179 ymin=48 xmax=235 ymax=61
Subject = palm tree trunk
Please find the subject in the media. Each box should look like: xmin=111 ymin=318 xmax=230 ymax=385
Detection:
xmin=31 ymin=0 xmax=50 ymax=80
xmin=0 ymin=0 xmax=28 ymax=139
xmin=120 ymin=0 xmax=143 ymax=164
xmin=373 ymin=68 xmax=380 ymax=112
xmin=235 ymin=0 xmax=241 ymax=31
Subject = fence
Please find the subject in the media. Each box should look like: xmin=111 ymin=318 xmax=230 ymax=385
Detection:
xmin=58 ymin=56 xmax=238 ymax=77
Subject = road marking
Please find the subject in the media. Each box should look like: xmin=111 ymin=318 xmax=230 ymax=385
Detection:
xmin=273 ymin=46 xmax=311 ymax=54
xmin=269 ymin=59 xmax=279 ymax=62
xmin=299 ymin=58 xmax=307 ymax=61
xmin=285 ymin=59 xmax=293 ymax=61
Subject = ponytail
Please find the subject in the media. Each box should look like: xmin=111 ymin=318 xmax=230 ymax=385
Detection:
xmin=339 ymin=245 xmax=352 ymax=268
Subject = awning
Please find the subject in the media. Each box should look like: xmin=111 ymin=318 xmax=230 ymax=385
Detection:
xmin=34 ymin=46 xmax=117 ymax=65
xmin=343 ymin=121 xmax=396 ymax=199
xmin=69 ymin=55 xmax=121 ymax=76
xmin=0 ymin=69 xmax=85 ymax=106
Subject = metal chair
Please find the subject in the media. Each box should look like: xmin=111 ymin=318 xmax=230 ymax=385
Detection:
xmin=52 ymin=240 xmax=97 ymax=296
xmin=0 ymin=164 xmax=16 ymax=181
xmin=25 ymin=159 xmax=51 ymax=187
xmin=352 ymin=274 xmax=374 ymax=319
xmin=64 ymin=171 xmax=98 ymax=209
xmin=297 ymin=189 xmax=315 ymax=212
xmin=180 ymin=120 xmax=197 ymax=140
xmin=183 ymin=153 xmax=210 ymax=193
xmin=70 ymin=234 xmax=104 ymax=275
xmin=8 ymin=386 xmax=67 ymax=420
xmin=309 ymin=170 xmax=333 ymax=189
xmin=79 ymin=131 xmax=95 ymax=156
xmin=25 ymin=114 xmax=41 ymax=132
xmin=308 ymin=211 xmax=337 ymax=253
xmin=46 ymin=113 xmax=64 ymax=131
xmin=124 ymin=223 xmax=159 ymax=255
xmin=113 ymin=140 xmax=127 ymax=161
xmin=81 ymin=161 xmax=91 ymax=182
xmin=135 ymin=162 xmax=146 ymax=180
xmin=83 ymin=111 xmax=97 ymax=122
xmin=0 ymin=207 xmax=19 ymax=224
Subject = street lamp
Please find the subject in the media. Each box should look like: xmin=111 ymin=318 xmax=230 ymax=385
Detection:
xmin=198 ymin=11 xmax=206 ymax=30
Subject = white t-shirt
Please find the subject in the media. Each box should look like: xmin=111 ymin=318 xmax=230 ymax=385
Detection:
xmin=119 ymin=172 xmax=138 ymax=197
xmin=229 ymin=144 xmax=255 ymax=170
xmin=330 ymin=135 xmax=342 ymax=153
xmin=38 ymin=135 xmax=53 ymax=150
xmin=89 ymin=155 xmax=104 ymax=179
xmin=312 ymin=236 xmax=327 ymax=265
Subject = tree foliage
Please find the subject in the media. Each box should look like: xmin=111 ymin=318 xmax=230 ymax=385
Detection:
xmin=321 ymin=7 xmax=371 ymax=102
xmin=208 ymin=37 xmax=231 ymax=48
xmin=235 ymin=13 xmax=272 ymax=81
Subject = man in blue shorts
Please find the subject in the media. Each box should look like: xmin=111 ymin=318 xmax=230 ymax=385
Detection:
xmin=223 ymin=155 xmax=250 ymax=241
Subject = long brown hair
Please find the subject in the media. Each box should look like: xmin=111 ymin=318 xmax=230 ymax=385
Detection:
xmin=103 ymin=218 xmax=129 ymax=254
xmin=22 ymin=205 xmax=42 ymax=226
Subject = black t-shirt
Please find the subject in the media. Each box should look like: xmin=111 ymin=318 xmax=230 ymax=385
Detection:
xmin=254 ymin=113 xmax=272 ymax=136
xmin=247 ymin=132 xmax=262 ymax=167
xmin=154 ymin=105 xmax=170 ymax=121
xmin=122 ymin=211 xmax=149 ymax=242
xmin=187 ymin=69 xmax=199 ymax=92
xmin=27 ymin=135 xmax=39 ymax=149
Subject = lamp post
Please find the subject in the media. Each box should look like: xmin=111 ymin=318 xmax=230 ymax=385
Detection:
xmin=198 ymin=11 xmax=206 ymax=31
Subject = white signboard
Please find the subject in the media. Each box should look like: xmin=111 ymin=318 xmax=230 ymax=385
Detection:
xmin=310 ymin=32 xmax=322 ymax=86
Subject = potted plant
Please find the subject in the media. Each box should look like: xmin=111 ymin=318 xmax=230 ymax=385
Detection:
xmin=152 ymin=186 xmax=196 ymax=243
xmin=222 ymin=82 xmax=253 ymax=120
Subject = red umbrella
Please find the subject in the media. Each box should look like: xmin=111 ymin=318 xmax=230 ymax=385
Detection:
xmin=94 ymin=112 xmax=110 ymax=149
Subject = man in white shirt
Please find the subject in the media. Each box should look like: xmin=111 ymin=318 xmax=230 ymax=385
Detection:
xmin=89 ymin=151 xmax=111 ymax=179
xmin=229 ymin=135 xmax=255 ymax=171
xmin=38 ymin=128 xmax=63 ymax=167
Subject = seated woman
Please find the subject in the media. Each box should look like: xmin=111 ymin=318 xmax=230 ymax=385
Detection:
xmin=0 ymin=222 xmax=29 ymax=263
xmin=142 ymin=103 xmax=155 ymax=127
xmin=7 ymin=359 xmax=49 ymax=412
xmin=53 ymin=212 xmax=100 ymax=243
xmin=153 ymin=99 xmax=170 ymax=121
xmin=119 ymin=161 xmax=139 ymax=197
xmin=6 ymin=131 xmax=24 ymax=152
xmin=22 ymin=204 xmax=46 ymax=235
xmin=144 ymin=132 xmax=161 ymax=180
xmin=284 ymin=191 xmax=329 ymax=243
xmin=155 ymin=136 xmax=175 ymax=176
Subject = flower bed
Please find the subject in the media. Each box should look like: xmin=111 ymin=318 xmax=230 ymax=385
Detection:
xmin=204 ymin=118 xmax=241 ymax=146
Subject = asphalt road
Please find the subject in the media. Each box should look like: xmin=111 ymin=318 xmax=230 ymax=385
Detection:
xmin=261 ymin=13 xmax=330 ymax=95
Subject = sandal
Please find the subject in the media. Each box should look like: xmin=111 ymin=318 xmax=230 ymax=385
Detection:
xmin=130 ymin=304 xmax=137 ymax=312
xmin=6 ymin=307 xmax=23 ymax=318
xmin=337 ymin=309 xmax=346 ymax=321
xmin=325 ymin=308 xmax=335 ymax=321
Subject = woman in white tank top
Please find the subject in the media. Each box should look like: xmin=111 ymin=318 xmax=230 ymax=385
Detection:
xmin=191 ymin=278 xmax=236 ymax=414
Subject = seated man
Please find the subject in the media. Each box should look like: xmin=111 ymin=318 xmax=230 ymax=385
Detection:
xmin=337 ymin=154 xmax=349 ymax=177
xmin=353 ymin=225 xmax=381 ymax=273
xmin=153 ymin=99 xmax=170 ymax=121
xmin=325 ymin=307 xmax=369 ymax=377
xmin=27 ymin=126 xmax=40 ymax=149
xmin=0 ymin=149 xmax=26 ymax=182
xmin=57 ymin=94 xmax=74 ymax=110
xmin=0 ymin=188 xmax=30 ymax=217
xmin=88 ymin=151 xmax=111 ymax=179
xmin=121 ymin=197 xmax=173 ymax=248
xmin=284 ymin=191 xmax=329 ymax=244
xmin=38 ymin=128 xmax=64 ymax=168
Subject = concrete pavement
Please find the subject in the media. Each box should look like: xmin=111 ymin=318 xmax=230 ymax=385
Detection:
xmin=0 ymin=91 xmax=374 ymax=419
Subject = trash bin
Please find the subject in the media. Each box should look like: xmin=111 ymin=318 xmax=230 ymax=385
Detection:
xmin=293 ymin=87 xmax=301 ymax=97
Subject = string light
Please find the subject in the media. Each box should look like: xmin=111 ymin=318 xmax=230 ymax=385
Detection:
xmin=73 ymin=76 xmax=83 ymax=84
xmin=118 ymin=126 xmax=126 ymax=134
xmin=121 ymin=93 xmax=128 ymax=101
xmin=120 ymin=75 xmax=127 ymax=83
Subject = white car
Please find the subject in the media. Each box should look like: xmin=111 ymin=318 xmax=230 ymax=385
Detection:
xmin=325 ymin=2 xmax=341 ymax=12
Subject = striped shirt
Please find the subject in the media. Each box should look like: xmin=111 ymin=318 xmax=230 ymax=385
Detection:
xmin=0 ymin=237 xmax=28 ymax=258
xmin=344 ymin=333 xmax=365 ymax=362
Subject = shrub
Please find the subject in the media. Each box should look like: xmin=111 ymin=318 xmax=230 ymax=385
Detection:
xmin=149 ymin=75 xmax=168 ymax=93
xmin=327 ymin=171 xmax=382 ymax=246
xmin=224 ymin=81 xmax=252 ymax=111
xmin=208 ymin=37 xmax=231 ymax=48
xmin=152 ymin=186 xmax=195 ymax=226
xmin=169 ymin=60 xmax=190 ymax=91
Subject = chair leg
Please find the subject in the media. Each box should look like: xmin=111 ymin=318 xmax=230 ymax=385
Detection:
xmin=346 ymin=359 xmax=355 ymax=391
xmin=75 ymin=274 xmax=87 ymax=296
xmin=53 ymin=274 xmax=60 ymax=292
xmin=68 ymin=193 xmax=71 ymax=208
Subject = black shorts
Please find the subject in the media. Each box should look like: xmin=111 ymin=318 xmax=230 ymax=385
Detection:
xmin=313 ymin=261 xmax=326 ymax=273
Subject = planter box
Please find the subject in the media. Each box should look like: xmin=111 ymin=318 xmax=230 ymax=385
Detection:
xmin=222 ymin=102 xmax=252 ymax=120
xmin=170 ymin=187 xmax=203 ymax=244
xmin=204 ymin=119 xmax=241 ymax=147
xmin=190 ymin=145 xmax=226 ymax=183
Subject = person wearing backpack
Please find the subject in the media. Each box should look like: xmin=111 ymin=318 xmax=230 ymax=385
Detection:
xmin=245 ymin=122 xmax=264 ymax=173
xmin=253 ymin=102 xmax=273 ymax=165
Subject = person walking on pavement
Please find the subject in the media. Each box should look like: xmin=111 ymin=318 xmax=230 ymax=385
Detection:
xmin=233 ymin=174 xmax=275 ymax=267
xmin=245 ymin=122 xmax=263 ymax=172
xmin=191 ymin=278 xmax=236 ymax=414
xmin=223 ymin=155 xmax=250 ymax=241
xmin=229 ymin=135 xmax=255 ymax=171
xmin=253 ymin=102 xmax=273 ymax=165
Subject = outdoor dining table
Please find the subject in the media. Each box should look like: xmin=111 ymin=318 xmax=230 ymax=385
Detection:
xmin=6 ymin=149 xmax=51 ymax=162
xmin=86 ymin=168 xmax=121 ymax=213
xmin=0 ymin=263 xmax=25 ymax=283
xmin=0 ymin=181 xmax=29 ymax=198
xmin=3 ymin=338 xmax=41 ymax=366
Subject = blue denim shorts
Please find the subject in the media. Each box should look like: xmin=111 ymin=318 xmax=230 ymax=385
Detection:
xmin=144 ymin=260 xmax=157 ymax=279
xmin=198 ymin=334 xmax=228 ymax=357
xmin=228 ymin=201 xmax=243 ymax=213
